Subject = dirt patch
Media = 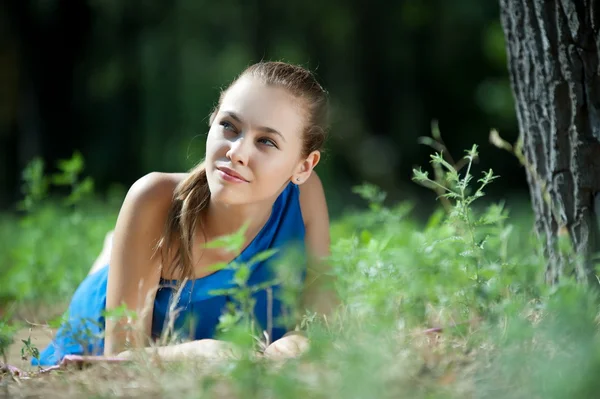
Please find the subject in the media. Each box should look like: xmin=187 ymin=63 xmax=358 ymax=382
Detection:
xmin=6 ymin=326 xmax=55 ymax=370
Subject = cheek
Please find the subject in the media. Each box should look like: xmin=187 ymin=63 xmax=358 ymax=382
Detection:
xmin=253 ymin=154 xmax=289 ymax=171
xmin=205 ymin=132 xmax=226 ymax=157
xmin=254 ymin=158 xmax=297 ymax=188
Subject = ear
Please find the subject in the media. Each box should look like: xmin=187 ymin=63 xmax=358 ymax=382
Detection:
xmin=292 ymin=150 xmax=321 ymax=185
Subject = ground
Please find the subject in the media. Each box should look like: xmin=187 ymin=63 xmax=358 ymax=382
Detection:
xmin=7 ymin=327 xmax=54 ymax=370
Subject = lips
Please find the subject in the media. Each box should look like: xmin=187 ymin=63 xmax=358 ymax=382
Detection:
xmin=217 ymin=166 xmax=249 ymax=182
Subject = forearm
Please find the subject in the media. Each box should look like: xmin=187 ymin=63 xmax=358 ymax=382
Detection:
xmin=117 ymin=339 xmax=240 ymax=362
xmin=104 ymin=312 xmax=153 ymax=356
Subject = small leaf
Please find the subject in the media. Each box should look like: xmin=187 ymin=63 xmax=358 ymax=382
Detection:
xmin=217 ymin=312 xmax=242 ymax=332
xmin=360 ymin=230 xmax=373 ymax=244
xmin=412 ymin=168 xmax=429 ymax=182
xmin=250 ymin=279 xmax=279 ymax=293
xmin=431 ymin=153 xmax=457 ymax=175
xmin=51 ymin=174 xmax=72 ymax=186
xmin=204 ymin=223 xmax=249 ymax=253
xmin=57 ymin=151 xmax=85 ymax=174
xmin=465 ymin=144 xmax=479 ymax=161
xmin=205 ymin=261 xmax=229 ymax=273
xmin=209 ymin=288 xmax=234 ymax=297
xmin=234 ymin=265 xmax=251 ymax=286
xmin=247 ymin=248 xmax=279 ymax=268
xmin=102 ymin=304 xmax=137 ymax=321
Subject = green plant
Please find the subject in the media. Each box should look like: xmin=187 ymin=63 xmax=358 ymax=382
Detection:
xmin=20 ymin=331 xmax=40 ymax=363
xmin=0 ymin=313 xmax=18 ymax=367
xmin=1 ymin=152 xmax=119 ymax=310
xmin=6 ymin=134 xmax=600 ymax=398
xmin=413 ymin=145 xmax=499 ymax=300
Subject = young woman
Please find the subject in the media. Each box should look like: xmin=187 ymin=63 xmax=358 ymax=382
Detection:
xmin=33 ymin=61 xmax=338 ymax=366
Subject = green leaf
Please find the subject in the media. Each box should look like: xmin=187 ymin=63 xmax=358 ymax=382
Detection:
xmin=426 ymin=209 xmax=445 ymax=229
xmin=0 ymin=319 xmax=19 ymax=355
xmin=360 ymin=230 xmax=373 ymax=244
xmin=51 ymin=174 xmax=73 ymax=186
xmin=208 ymin=288 xmax=234 ymax=297
xmin=234 ymin=265 xmax=251 ymax=286
xmin=246 ymin=248 xmax=279 ymax=268
xmin=217 ymin=312 xmax=242 ymax=332
xmin=431 ymin=152 xmax=457 ymax=174
xmin=204 ymin=223 xmax=249 ymax=253
xmin=352 ymin=183 xmax=387 ymax=207
xmin=57 ymin=151 xmax=85 ymax=175
xmin=102 ymin=304 xmax=138 ymax=321
xmin=18 ymin=158 xmax=49 ymax=211
xmin=66 ymin=177 xmax=95 ymax=206
xmin=249 ymin=279 xmax=279 ymax=293
xmin=465 ymin=144 xmax=479 ymax=161
xmin=205 ymin=261 xmax=230 ymax=273
xmin=446 ymin=169 xmax=460 ymax=184
xmin=412 ymin=168 xmax=429 ymax=182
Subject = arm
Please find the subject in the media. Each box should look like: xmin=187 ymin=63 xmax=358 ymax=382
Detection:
xmin=261 ymin=176 xmax=337 ymax=360
xmin=117 ymin=339 xmax=241 ymax=362
xmin=104 ymin=173 xmax=176 ymax=356
xmin=299 ymin=172 xmax=340 ymax=318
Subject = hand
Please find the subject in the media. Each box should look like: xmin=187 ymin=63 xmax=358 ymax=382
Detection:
xmin=116 ymin=350 xmax=134 ymax=360
xmin=175 ymin=339 xmax=241 ymax=361
xmin=263 ymin=332 xmax=310 ymax=360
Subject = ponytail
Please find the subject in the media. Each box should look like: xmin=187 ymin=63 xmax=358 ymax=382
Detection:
xmin=157 ymin=160 xmax=210 ymax=281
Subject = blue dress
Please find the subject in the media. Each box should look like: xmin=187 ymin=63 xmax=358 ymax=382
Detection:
xmin=34 ymin=182 xmax=306 ymax=366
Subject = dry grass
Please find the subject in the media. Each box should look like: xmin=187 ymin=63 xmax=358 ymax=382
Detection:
xmin=1 ymin=323 xmax=486 ymax=399
xmin=4 ymin=359 xmax=237 ymax=398
xmin=4 ymin=328 xmax=238 ymax=399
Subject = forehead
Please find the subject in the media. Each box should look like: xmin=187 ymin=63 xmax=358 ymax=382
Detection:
xmin=219 ymin=77 xmax=305 ymax=138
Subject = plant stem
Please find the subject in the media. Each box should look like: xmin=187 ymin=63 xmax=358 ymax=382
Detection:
xmin=427 ymin=179 xmax=455 ymax=194
xmin=460 ymin=158 xmax=480 ymax=283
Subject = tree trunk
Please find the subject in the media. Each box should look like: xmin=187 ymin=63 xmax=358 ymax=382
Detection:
xmin=499 ymin=0 xmax=600 ymax=285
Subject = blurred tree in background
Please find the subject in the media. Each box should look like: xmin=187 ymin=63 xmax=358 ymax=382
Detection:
xmin=0 ymin=0 xmax=521 ymax=217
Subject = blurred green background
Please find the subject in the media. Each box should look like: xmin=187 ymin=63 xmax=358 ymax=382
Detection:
xmin=0 ymin=0 xmax=524 ymax=218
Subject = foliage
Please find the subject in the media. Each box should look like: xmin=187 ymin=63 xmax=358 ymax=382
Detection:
xmin=0 ymin=314 xmax=18 ymax=364
xmin=2 ymin=146 xmax=600 ymax=398
xmin=1 ymin=0 xmax=519 ymax=213
xmin=0 ymin=152 xmax=118 ymax=313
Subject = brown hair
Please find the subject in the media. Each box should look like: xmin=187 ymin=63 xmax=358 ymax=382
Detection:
xmin=157 ymin=61 xmax=329 ymax=281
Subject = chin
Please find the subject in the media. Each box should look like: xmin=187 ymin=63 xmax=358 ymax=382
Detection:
xmin=210 ymin=192 xmax=239 ymax=206
xmin=207 ymin=182 xmax=247 ymax=206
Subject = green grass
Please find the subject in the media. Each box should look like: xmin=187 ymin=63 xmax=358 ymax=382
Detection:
xmin=0 ymin=201 xmax=117 ymax=311
xmin=2 ymin=148 xmax=600 ymax=398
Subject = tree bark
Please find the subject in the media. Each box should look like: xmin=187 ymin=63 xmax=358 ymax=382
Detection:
xmin=499 ymin=0 xmax=600 ymax=284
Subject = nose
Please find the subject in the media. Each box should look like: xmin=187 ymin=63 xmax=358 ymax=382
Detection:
xmin=226 ymin=136 xmax=250 ymax=166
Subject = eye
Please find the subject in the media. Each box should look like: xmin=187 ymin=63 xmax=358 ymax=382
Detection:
xmin=258 ymin=137 xmax=278 ymax=148
xmin=219 ymin=121 xmax=237 ymax=133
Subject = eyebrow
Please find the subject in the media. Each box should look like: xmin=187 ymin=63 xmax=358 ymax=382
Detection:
xmin=223 ymin=111 xmax=286 ymax=142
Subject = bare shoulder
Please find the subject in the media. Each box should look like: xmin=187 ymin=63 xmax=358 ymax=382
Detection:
xmin=126 ymin=172 xmax=187 ymax=205
xmin=113 ymin=172 xmax=189 ymax=240
xmin=298 ymin=171 xmax=328 ymax=227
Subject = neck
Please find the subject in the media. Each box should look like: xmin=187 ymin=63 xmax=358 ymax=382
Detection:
xmin=203 ymin=197 xmax=273 ymax=249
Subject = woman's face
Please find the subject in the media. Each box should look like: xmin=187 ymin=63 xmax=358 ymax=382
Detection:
xmin=205 ymin=76 xmax=309 ymax=206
